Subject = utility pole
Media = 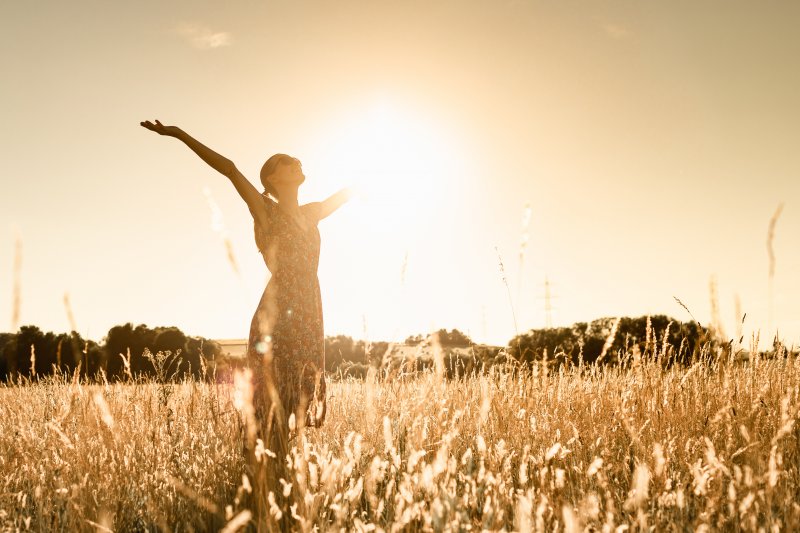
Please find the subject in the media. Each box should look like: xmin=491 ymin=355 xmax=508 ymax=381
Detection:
xmin=544 ymin=277 xmax=553 ymax=329
xmin=538 ymin=276 xmax=557 ymax=329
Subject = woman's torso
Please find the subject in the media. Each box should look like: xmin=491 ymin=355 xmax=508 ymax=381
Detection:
xmin=256 ymin=198 xmax=321 ymax=279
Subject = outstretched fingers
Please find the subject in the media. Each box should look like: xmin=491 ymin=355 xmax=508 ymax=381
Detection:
xmin=140 ymin=119 xmax=167 ymax=135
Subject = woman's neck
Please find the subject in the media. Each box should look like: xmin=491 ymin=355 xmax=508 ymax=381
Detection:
xmin=276 ymin=188 xmax=299 ymax=209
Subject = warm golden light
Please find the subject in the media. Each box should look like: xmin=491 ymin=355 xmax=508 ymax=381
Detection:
xmin=0 ymin=1 xmax=796 ymax=347
xmin=314 ymin=98 xmax=462 ymax=241
xmin=306 ymin=98 xmax=472 ymax=340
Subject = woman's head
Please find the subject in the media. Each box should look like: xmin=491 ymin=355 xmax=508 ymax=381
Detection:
xmin=260 ymin=153 xmax=305 ymax=200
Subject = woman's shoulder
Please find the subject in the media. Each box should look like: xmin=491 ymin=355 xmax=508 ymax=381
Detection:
xmin=300 ymin=201 xmax=323 ymax=224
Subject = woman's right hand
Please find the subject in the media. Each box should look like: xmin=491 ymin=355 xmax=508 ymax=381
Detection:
xmin=140 ymin=119 xmax=182 ymax=137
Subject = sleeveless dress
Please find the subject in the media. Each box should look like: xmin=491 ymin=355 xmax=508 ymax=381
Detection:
xmin=246 ymin=195 xmax=326 ymax=431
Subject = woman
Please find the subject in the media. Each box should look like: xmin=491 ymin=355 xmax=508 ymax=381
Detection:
xmin=140 ymin=120 xmax=350 ymax=438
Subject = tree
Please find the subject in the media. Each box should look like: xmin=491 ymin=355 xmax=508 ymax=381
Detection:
xmin=14 ymin=325 xmax=59 ymax=378
xmin=103 ymin=323 xmax=150 ymax=379
xmin=323 ymin=336 xmax=373 ymax=371
xmin=508 ymin=326 xmax=583 ymax=366
xmin=433 ymin=329 xmax=473 ymax=347
xmin=325 ymin=335 xmax=355 ymax=371
xmin=52 ymin=331 xmax=86 ymax=375
xmin=0 ymin=333 xmax=14 ymax=381
xmin=403 ymin=334 xmax=424 ymax=346
xmin=185 ymin=336 xmax=222 ymax=380
xmin=366 ymin=341 xmax=389 ymax=367
xmin=153 ymin=326 xmax=188 ymax=378
xmin=154 ymin=327 xmax=187 ymax=353
xmin=508 ymin=315 xmax=708 ymax=367
xmin=588 ymin=315 xmax=707 ymax=364
xmin=83 ymin=340 xmax=105 ymax=379
xmin=104 ymin=323 xmax=223 ymax=381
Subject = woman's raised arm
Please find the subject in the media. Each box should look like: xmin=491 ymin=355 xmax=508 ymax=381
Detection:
xmin=140 ymin=119 xmax=267 ymax=228
xmin=305 ymin=187 xmax=354 ymax=223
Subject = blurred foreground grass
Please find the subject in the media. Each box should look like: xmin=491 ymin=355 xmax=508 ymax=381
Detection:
xmin=1 ymin=351 xmax=799 ymax=532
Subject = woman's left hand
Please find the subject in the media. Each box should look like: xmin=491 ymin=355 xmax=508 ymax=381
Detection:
xmin=140 ymin=119 xmax=182 ymax=138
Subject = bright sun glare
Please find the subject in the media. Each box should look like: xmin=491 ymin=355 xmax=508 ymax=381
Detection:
xmin=313 ymin=99 xmax=462 ymax=242
xmin=306 ymin=98 xmax=469 ymax=340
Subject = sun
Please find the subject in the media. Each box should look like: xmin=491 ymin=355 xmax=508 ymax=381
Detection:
xmin=308 ymin=98 xmax=464 ymax=241
xmin=304 ymin=97 xmax=469 ymax=340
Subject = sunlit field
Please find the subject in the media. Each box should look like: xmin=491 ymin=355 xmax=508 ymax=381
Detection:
xmin=1 ymin=340 xmax=799 ymax=533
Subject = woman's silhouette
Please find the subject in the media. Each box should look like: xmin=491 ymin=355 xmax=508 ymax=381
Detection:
xmin=140 ymin=120 xmax=350 ymax=439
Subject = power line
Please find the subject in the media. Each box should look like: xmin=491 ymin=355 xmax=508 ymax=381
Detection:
xmin=537 ymin=276 xmax=558 ymax=329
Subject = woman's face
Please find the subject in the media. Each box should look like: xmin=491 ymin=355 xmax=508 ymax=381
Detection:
xmin=270 ymin=157 xmax=306 ymax=189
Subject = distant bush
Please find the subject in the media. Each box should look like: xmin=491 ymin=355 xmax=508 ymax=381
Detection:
xmin=0 ymin=323 xmax=221 ymax=383
xmin=507 ymin=315 xmax=711 ymax=367
xmin=337 ymin=361 xmax=369 ymax=379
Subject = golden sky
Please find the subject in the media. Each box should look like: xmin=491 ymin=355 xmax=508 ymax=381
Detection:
xmin=1 ymin=0 xmax=798 ymax=347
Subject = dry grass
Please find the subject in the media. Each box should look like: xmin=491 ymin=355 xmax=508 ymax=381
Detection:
xmin=1 ymin=350 xmax=799 ymax=531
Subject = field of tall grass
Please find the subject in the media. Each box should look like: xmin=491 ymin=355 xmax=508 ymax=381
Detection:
xmin=1 ymin=341 xmax=799 ymax=532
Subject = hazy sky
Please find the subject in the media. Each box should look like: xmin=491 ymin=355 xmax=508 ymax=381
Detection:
xmin=1 ymin=0 xmax=798 ymax=347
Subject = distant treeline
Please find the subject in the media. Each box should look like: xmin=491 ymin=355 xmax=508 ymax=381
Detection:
xmin=0 ymin=323 xmax=222 ymax=382
xmin=507 ymin=315 xmax=709 ymax=366
xmin=335 ymin=316 xmax=711 ymax=379
xmin=324 ymin=328 xmax=475 ymax=371
xmin=0 ymin=315 xmax=710 ymax=383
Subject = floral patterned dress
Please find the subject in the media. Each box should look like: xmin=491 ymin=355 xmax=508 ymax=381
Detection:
xmin=247 ymin=195 xmax=326 ymax=431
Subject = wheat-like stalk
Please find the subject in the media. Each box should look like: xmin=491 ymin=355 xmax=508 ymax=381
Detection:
xmin=767 ymin=203 xmax=783 ymax=336
xmin=11 ymin=234 xmax=22 ymax=332
xmin=2 ymin=344 xmax=798 ymax=531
